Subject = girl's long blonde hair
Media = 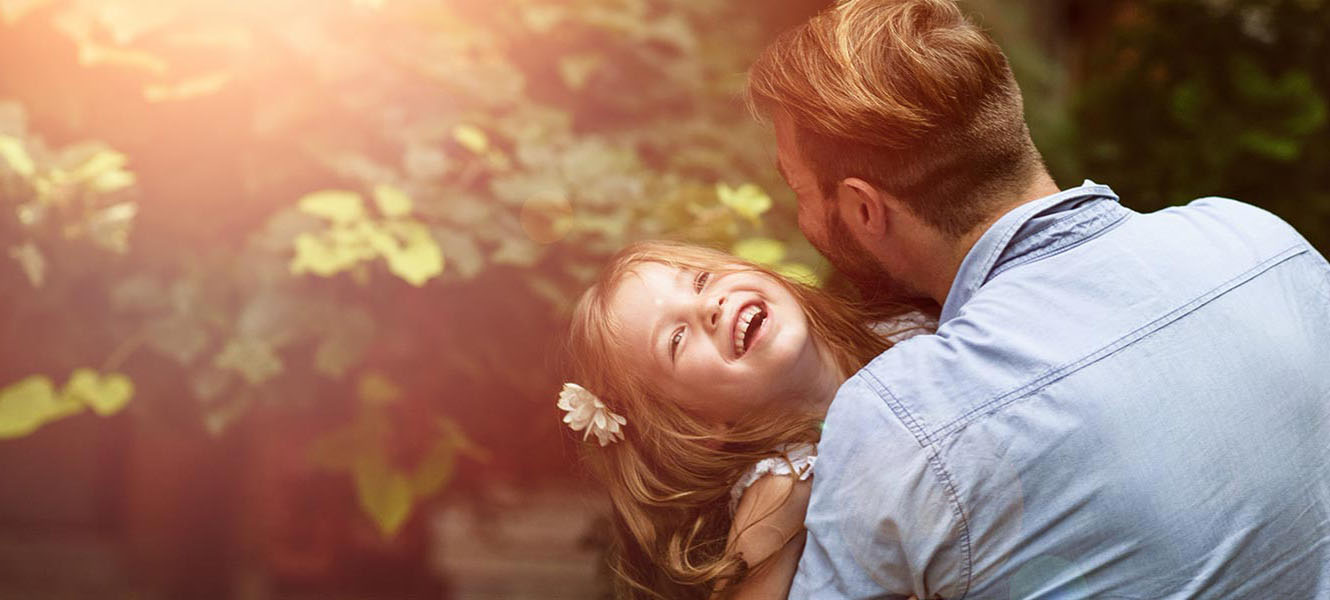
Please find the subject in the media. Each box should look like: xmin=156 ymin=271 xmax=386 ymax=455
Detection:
xmin=566 ymin=241 xmax=912 ymax=599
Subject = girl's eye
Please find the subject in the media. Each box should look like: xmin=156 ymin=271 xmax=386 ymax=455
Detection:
xmin=693 ymin=271 xmax=711 ymax=293
xmin=669 ymin=328 xmax=684 ymax=360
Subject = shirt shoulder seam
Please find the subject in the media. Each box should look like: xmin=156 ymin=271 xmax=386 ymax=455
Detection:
xmin=930 ymin=243 xmax=1310 ymax=443
xmin=860 ymin=370 xmax=975 ymax=599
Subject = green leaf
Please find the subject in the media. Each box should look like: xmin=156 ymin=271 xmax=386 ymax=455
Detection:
xmin=85 ymin=0 xmax=178 ymax=44
xmin=411 ymin=439 xmax=457 ymax=497
xmin=89 ymin=169 xmax=136 ymax=194
xmin=353 ymin=452 xmax=414 ymax=537
xmin=190 ymin=367 xmax=233 ymax=403
xmin=62 ymin=368 xmax=134 ymax=417
xmin=290 ymin=232 xmax=361 ymax=277
xmin=202 ymin=395 xmax=250 ymax=437
xmin=372 ymin=184 xmax=413 ymax=218
xmin=67 ymin=148 xmax=129 ymax=184
xmin=1285 ymin=88 xmax=1328 ymax=136
xmin=85 ymin=202 xmax=137 ymax=253
xmin=112 ymin=274 xmax=167 ymax=313
xmin=0 ymin=375 xmax=62 ymax=439
xmin=313 ymin=309 xmax=374 ymax=379
xmin=453 ymin=124 xmax=489 ymax=154
xmin=558 ymin=54 xmax=603 ymax=90
xmin=357 ymin=372 xmax=402 ymax=406
xmin=732 ymin=237 xmax=786 ymax=266
xmin=298 ymin=190 xmax=366 ymax=224
xmin=434 ymin=229 xmax=484 ymax=279
xmin=774 ymin=262 xmax=820 ymax=287
xmin=716 ymin=183 xmax=772 ymax=222
xmin=0 ymin=0 xmax=56 ymax=25
xmin=214 ymin=338 xmax=284 ymax=385
xmin=437 ymin=417 xmax=488 ymax=461
xmin=1238 ymin=130 xmax=1301 ymax=161
xmin=381 ymin=223 xmax=444 ymax=286
xmin=1168 ymin=80 xmax=1205 ymax=129
xmin=490 ymin=235 xmax=540 ymax=267
xmin=70 ymin=40 xmax=169 ymax=74
xmin=146 ymin=315 xmax=210 ymax=365
xmin=143 ymin=72 xmax=232 ymax=103
xmin=0 ymin=134 xmax=35 ymax=177
xmin=8 ymin=242 xmax=45 ymax=288
xmin=1 ymin=370 xmax=138 ymax=438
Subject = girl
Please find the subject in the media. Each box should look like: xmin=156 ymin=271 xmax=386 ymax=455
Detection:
xmin=561 ymin=241 xmax=931 ymax=599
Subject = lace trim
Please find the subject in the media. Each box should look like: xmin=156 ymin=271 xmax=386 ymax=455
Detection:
xmin=872 ymin=311 xmax=936 ymax=344
xmin=729 ymin=444 xmax=817 ymax=513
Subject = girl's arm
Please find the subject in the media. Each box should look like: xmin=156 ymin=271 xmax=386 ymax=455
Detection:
xmin=715 ymin=477 xmax=925 ymax=600
xmin=715 ymin=474 xmax=812 ymax=600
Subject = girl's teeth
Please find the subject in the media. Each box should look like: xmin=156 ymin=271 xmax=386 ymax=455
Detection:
xmin=735 ymin=305 xmax=763 ymax=356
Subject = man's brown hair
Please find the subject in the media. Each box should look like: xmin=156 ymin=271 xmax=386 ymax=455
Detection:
xmin=748 ymin=0 xmax=1045 ymax=237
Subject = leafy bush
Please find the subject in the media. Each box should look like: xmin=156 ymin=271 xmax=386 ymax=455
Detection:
xmin=0 ymin=0 xmax=824 ymax=535
xmin=1075 ymin=0 xmax=1330 ymax=251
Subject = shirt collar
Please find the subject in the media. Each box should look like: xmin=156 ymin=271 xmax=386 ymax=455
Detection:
xmin=939 ymin=181 xmax=1124 ymax=322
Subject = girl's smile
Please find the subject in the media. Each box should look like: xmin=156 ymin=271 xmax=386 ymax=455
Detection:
xmin=606 ymin=262 xmax=835 ymax=424
xmin=732 ymin=300 xmax=767 ymax=358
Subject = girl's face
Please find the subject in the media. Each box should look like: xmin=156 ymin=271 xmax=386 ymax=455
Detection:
xmin=606 ymin=262 xmax=835 ymax=424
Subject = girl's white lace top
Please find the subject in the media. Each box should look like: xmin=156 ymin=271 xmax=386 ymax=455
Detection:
xmin=873 ymin=310 xmax=936 ymax=344
xmin=728 ymin=443 xmax=817 ymax=513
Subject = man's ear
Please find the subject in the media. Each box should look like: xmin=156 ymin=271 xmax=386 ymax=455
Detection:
xmin=835 ymin=177 xmax=890 ymax=239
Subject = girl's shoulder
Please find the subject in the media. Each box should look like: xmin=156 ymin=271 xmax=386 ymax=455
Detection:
xmin=724 ymin=445 xmax=816 ymax=577
xmin=728 ymin=443 xmax=817 ymax=513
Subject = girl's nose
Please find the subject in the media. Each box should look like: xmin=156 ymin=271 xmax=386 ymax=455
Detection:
xmin=707 ymin=295 xmax=724 ymax=329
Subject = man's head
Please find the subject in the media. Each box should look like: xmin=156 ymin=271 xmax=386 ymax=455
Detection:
xmin=749 ymin=0 xmax=1048 ymax=304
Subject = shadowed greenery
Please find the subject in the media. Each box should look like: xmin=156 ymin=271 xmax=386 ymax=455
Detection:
xmin=1074 ymin=0 xmax=1330 ymax=252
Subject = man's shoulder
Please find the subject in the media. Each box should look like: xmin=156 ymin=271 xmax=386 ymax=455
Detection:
xmin=1147 ymin=196 xmax=1311 ymax=255
xmin=822 ymin=194 xmax=1320 ymax=449
xmin=839 ymin=326 xmax=1034 ymax=437
xmin=817 ymin=357 xmax=940 ymax=467
xmin=822 ymin=334 xmax=985 ymax=453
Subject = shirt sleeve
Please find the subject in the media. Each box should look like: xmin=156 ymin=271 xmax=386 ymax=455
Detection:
xmin=789 ymin=373 xmax=969 ymax=600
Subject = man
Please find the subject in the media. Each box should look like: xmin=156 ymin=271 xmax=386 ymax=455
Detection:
xmin=747 ymin=0 xmax=1330 ymax=598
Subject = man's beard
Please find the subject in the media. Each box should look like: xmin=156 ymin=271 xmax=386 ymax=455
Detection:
xmin=819 ymin=208 xmax=931 ymax=312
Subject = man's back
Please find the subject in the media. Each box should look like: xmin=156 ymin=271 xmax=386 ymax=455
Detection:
xmin=793 ymin=183 xmax=1330 ymax=599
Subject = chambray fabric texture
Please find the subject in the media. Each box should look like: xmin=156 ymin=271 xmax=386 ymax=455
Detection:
xmin=790 ymin=182 xmax=1330 ymax=600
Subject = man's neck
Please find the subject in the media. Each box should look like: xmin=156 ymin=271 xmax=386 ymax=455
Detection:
xmin=926 ymin=172 xmax=1062 ymax=306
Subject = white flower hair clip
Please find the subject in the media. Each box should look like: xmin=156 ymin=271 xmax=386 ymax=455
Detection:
xmin=557 ymin=383 xmax=627 ymax=447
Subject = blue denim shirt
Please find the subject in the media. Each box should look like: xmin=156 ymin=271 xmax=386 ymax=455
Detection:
xmin=791 ymin=182 xmax=1330 ymax=599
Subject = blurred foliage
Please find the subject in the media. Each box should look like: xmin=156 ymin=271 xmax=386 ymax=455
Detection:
xmin=0 ymin=0 xmax=821 ymax=537
xmin=0 ymin=368 xmax=133 ymax=438
xmin=1075 ymin=0 xmax=1330 ymax=251
xmin=307 ymin=371 xmax=487 ymax=537
xmin=3 ymin=0 xmax=1326 ymax=545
